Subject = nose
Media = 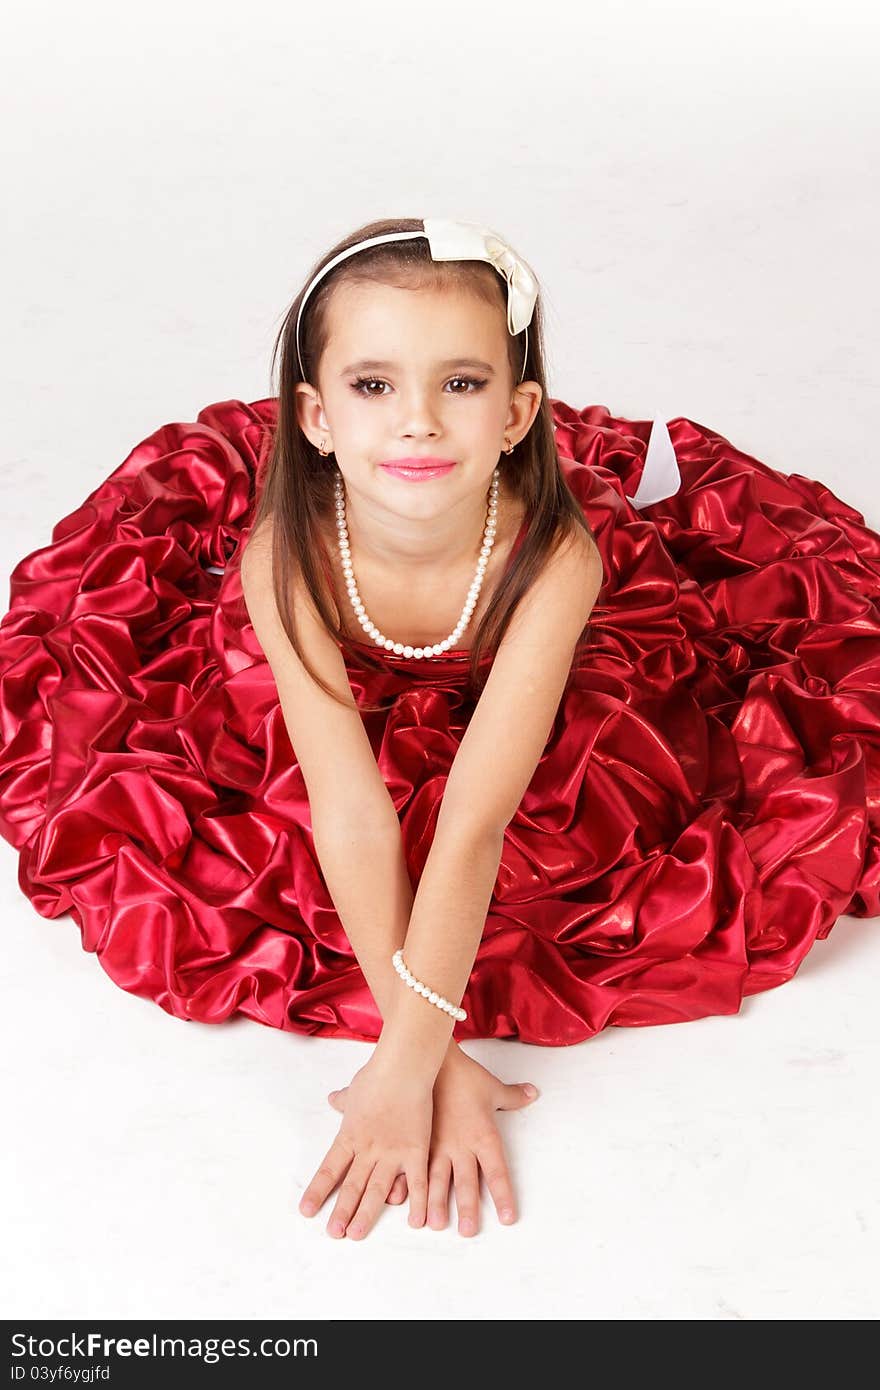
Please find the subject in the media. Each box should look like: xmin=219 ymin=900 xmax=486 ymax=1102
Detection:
xmin=393 ymin=387 xmax=445 ymax=440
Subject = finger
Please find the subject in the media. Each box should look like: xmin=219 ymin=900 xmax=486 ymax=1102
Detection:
xmin=451 ymin=1152 xmax=481 ymax=1237
xmin=327 ymin=1087 xmax=347 ymax=1112
xmin=327 ymin=1154 xmax=376 ymax=1238
xmin=346 ymin=1161 xmax=400 ymax=1240
xmin=495 ymin=1081 xmax=539 ymax=1110
xmin=299 ymin=1136 xmax=354 ymax=1218
xmin=405 ymin=1156 xmax=430 ymax=1229
xmin=386 ymin=1173 xmax=407 ymax=1205
xmin=426 ymin=1154 xmax=452 ymax=1230
xmin=474 ymin=1134 xmax=517 ymax=1225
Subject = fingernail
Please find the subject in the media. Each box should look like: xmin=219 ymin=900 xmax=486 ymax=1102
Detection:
xmin=501 ymin=1208 xmax=515 ymax=1223
xmin=348 ymin=1224 xmax=364 ymax=1239
xmin=301 ymin=1199 xmax=316 ymax=1216
xmin=460 ymin=1217 xmax=475 ymax=1235
xmin=523 ymin=1084 xmax=538 ymax=1098
xmin=329 ymin=1219 xmax=345 ymax=1237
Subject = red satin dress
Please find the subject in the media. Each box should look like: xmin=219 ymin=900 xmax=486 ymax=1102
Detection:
xmin=1 ymin=395 xmax=878 ymax=1045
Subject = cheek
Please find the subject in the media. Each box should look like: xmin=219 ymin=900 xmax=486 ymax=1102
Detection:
xmin=471 ymin=400 xmax=507 ymax=446
xmin=330 ymin=399 xmax=381 ymax=452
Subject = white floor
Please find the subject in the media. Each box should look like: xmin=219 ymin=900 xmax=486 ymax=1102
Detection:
xmin=2 ymin=0 xmax=878 ymax=1321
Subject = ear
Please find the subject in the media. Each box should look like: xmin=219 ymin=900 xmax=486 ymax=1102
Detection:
xmin=294 ymin=382 xmax=332 ymax=453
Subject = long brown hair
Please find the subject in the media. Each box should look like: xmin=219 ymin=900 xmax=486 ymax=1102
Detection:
xmin=237 ymin=216 xmax=597 ymax=714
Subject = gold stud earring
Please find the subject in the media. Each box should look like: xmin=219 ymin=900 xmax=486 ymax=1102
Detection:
xmin=504 ymin=437 xmax=515 ymax=455
xmin=318 ymin=438 xmax=330 ymax=457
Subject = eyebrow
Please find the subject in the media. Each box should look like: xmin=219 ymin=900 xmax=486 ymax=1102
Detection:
xmin=340 ymin=357 xmax=496 ymax=375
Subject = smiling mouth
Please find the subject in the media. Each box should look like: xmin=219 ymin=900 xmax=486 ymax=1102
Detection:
xmin=378 ymin=460 xmax=458 ymax=481
xmin=379 ymin=458 xmax=458 ymax=470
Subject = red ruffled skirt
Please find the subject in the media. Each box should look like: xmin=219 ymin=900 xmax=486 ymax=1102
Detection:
xmin=1 ymin=396 xmax=878 ymax=1044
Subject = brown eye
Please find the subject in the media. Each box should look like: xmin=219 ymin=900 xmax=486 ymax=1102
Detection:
xmin=349 ymin=375 xmax=488 ymax=398
xmin=351 ymin=377 xmax=388 ymax=397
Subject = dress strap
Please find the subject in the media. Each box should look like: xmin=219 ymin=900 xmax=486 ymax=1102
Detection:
xmin=511 ymin=511 xmax=529 ymax=556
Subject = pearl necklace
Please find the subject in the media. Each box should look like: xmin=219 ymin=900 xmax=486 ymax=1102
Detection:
xmin=333 ymin=466 xmax=500 ymax=658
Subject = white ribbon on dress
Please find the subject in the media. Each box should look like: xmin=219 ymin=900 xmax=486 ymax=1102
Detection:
xmin=624 ymin=416 xmax=682 ymax=509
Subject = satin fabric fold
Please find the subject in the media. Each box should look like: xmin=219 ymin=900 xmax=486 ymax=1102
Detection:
xmin=1 ymin=395 xmax=878 ymax=1045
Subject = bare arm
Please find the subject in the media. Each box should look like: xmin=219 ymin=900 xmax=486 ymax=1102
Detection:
xmin=375 ymin=527 xmax=604 ymax=1080
xmin=239 ymin=520 xmax=441 ymax=1032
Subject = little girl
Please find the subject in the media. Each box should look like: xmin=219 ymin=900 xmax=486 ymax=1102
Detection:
xmin=239 ymin=215 xmax=605 ymax=1243
xmin=2 ymin=215 xmax=878 ymax=1245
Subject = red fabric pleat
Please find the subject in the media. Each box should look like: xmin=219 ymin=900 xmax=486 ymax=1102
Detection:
xmin=0 ymin=395 xmax=877 ymax=1045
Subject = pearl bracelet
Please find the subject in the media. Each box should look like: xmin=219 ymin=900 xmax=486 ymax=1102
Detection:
xmin=391 ymin=948 xmax=467 ymax=1022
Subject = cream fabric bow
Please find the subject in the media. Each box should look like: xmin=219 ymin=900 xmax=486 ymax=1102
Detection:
xmin=421 ymin=217 xmax=539 ymax=338
xmin=295 ymin=218 xmax=539 ymax=380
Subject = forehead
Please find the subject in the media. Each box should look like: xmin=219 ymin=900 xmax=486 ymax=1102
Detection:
xmin=321 ymin=277 xmax=508 ymax=365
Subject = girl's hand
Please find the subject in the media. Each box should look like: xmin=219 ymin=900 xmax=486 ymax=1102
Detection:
xmin=326 ymin=1046 xmax=539 ymax=1236
xmin=299 ymin=1052 xmax=433 ymax=1240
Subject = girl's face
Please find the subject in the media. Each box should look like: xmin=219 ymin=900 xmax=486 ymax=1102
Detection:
xmin=296 ymin=278 xmax=541 ymax=526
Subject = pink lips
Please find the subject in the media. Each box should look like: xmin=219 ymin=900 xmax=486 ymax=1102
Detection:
xmin=378 ymin=456 xmax=458 ymax=482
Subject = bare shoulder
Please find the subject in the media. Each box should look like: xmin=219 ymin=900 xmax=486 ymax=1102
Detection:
xmin=559 ymin=520 xmax=604 ymax=606
xmin=503 ymin=519 xmax=603 ymax=651
xmin=238 ymin=513 xmax=275 ymax=591
xmin=238 ymin=513 xmax=398 ymax=828
xmin=239 ymin=513 xmax=343 ymax=680
xmin=438 ymin=518 xmax=603 ymax=833
xmin=554 ymin=518 xmax=603 ymax=580
xmin=241 ymin=512 xmax=337 ymax=629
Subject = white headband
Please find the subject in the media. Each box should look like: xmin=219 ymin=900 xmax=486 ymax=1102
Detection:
xmin=294 ymin=217 xmax=539 ymax=384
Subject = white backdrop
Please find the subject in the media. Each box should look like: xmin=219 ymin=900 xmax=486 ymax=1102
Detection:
xmin=2 ymin=0 xmax=878 ymax=1320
